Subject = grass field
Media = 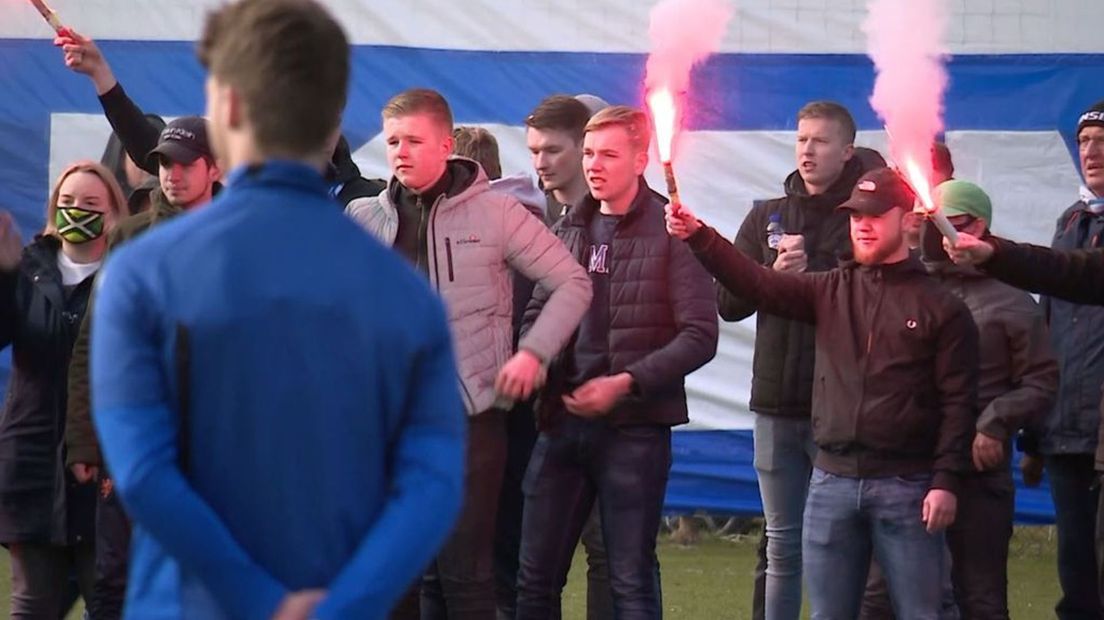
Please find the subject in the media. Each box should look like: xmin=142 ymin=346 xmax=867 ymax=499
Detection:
xmin=0 ymin=526 xmax=1061 ymax=619
xmin=561 ymin=526 xmax=1061 ymax=619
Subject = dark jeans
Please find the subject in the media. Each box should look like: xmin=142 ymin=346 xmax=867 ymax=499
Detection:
xmin=1046 ymin=454 xmax=1103 ymax=620
xmin=859 ymin=560 xmax=896 ymax=620
xmin=946 ymin=471 xmax=1014 ymax=619
xmin=88 ymin=476 xmax=130 ymax=620
xmin=579 ymin=507 xmax=615 ymax=620
xmin=752 ymin=532 xmax=766 ymax=620
xmin=494 ymin=402 xmax=614 ymax=620
xmin=516 ymin=415 xmax=671 ymax=620
xmin=494 ymin=400 xmax=539 ymax=620
xmin=9 ymin=539 xmax=95 ymax=619
xmin=422 ymin=409 xmax=508 ymax=620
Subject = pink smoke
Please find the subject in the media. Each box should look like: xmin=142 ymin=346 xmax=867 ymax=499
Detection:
xmin=644 ymin=0 xmax=733 ymax=94
xmin=644 ymin=0 xmax=733 ymax=161
xmin=863 ymin=0 xmax=948 ymax=185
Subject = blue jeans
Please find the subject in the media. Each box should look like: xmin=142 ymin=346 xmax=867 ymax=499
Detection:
xmin=803 ymin=468 xmax=947 ymax=620
xmin=516 ymin=415 xmax=671 ymax=620
xmin=753 ymin=415 xmax=815 ymax=620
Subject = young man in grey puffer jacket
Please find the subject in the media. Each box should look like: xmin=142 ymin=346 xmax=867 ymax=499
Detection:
xmin=346 ymin=88 xmax=591 ymax=620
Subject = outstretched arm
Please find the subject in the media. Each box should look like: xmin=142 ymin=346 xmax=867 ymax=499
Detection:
xmin=58 ymin=30 xmax=162 ymax=176
xmin=667 ymin=204 xmax=819 ymax=324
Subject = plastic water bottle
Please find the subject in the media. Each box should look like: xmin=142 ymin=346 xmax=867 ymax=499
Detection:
xmin=766 ymin=213 xmax=784 ymax=250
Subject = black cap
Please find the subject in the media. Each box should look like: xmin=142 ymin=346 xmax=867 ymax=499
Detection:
xmin=1077 ymin=100 xmax=1104 ymax=137
xmin=837 ymin=167 xmax=916 ymax=216
xmin=147 ymin=116 xmax=211 ymax=167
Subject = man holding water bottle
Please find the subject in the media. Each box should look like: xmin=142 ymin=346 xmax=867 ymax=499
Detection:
xmin=717 ymin=101 xmax=873 ymax=620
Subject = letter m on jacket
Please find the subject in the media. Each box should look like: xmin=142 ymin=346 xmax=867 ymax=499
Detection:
xmin=589 ymin=244 xmax=610 ymax=274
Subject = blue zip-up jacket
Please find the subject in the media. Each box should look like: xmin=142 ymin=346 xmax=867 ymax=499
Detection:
xmin=90 ymin=161 xmax=465 ymax=619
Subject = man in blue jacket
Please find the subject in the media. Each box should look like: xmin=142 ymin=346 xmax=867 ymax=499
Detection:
xmin=89 ymin=1 xmax=466 ymax=618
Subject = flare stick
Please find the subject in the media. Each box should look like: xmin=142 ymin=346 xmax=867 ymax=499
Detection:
xmin=27 ymin=0 xmax=66 ymax=34
xmin=663 ymin=161 xmax=681 ymax=212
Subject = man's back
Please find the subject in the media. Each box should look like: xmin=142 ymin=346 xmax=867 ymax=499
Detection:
xmin=92 ymin=163 xmax=464 ymax=617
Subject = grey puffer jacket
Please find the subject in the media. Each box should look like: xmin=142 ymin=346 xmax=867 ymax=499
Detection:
xmin=346 ymin=158 xmax=592 ymax=415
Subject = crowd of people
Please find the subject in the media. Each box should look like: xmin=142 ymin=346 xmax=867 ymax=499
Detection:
xmin=0 ymin=0 xmax=1101 ymax=618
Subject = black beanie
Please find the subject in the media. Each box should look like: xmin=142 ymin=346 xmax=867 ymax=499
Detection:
xmin=1077 ymin=99 xmax=1104 ymax=136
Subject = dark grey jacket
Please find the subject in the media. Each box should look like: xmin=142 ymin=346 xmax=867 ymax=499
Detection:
xmin=971 ymin=234 xmax=1104 ymax=471
xmin=1030 ymin=202 xmax=1104 ymax=455
xmin=927 ymin=260 xmax=1058 ymax=473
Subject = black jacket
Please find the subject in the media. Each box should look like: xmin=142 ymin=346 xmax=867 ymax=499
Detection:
xmin=976 ymin=235 xmax=1104 ymax=470
xmin=0 ymin=236 xmax=97 ymax=544
xmin=523 ymin=179 xmax=719 ymax=428
xmin=330 ymin=135 xmax=386 ymax=208
xmin=688 ymin=225 xmax=978 ymax=493
xmin=99 ymin=83 xmax=162 ymax=176
xmin=720 ymin=158 xmax=863 ymax=418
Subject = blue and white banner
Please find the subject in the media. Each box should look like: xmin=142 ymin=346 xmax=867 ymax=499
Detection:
xmin=2 ymin=0 xmax=1101 ymax=523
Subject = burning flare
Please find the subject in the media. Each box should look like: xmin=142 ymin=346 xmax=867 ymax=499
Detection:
xmin=643 ymin=0 xmax=732 ymax=211
xmin=647 ymin=87 xmax=683 ymax=209
xmin=903 ymin=156 xmax=958 ymax=244
xmin=648 ymin=87 xmax=677 ymax=164
xmin=864 ymin=0 xmax=954 ymax=241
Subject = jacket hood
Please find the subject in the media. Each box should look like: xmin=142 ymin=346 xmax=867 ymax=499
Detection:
xmin=24 ymin=234 xmax=62 ymax=269
xmin=329 ymin=135 xmax=363 ymax=185
xmin=490 ymin=173 xmax=546 ymax=216
xmin=384 ymin=156 xmax=488 ymax=209
xmin=783 ymin=156 xmax=866 ymax=208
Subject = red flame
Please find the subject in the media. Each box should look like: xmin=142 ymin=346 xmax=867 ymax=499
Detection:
xmin=902 ymin=156 xmax=934 ymax=213
xmin=647 ymin=88 xmax=678 ymax=164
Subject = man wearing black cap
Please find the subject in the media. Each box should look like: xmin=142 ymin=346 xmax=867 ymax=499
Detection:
xmin=146 ymin=117 xmax=221 ymax=211
xmin=947 ymin=99 xmax=1104 ymax=618
xmin=61 ymin=116 xmax=219 ymax=620
xmin=667 ymin=166 xmax=979 ymax=619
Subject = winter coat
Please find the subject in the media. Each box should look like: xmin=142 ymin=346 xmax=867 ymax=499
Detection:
xmin=1032 ymin=203 xmax=1104 ymax=455
xmin=346 ymin=157 xmax=592 ymax=415
xmin=0 ymin=235 xmax=98 ymax=543
xmin=719 ymin=157 xmax=864 ymax=418
xmin=688 ymin=226 xmax=978 ymax=493
xmin=66 ymin=190 xmax=183 ymax=468
xmin=523 ymin=179 xmax=719 ymax=428
xmin=926 ymin=260 xmax=1057 ymax=475
xmin=972 ymin=234 xmax=1104 ymax=471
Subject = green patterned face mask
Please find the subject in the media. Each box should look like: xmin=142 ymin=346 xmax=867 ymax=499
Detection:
xmin=55 ymin=207 xmax=105 ymax=244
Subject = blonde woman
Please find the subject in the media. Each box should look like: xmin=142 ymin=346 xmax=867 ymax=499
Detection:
xmin=0 ymin=161 xmax=125 ymax=617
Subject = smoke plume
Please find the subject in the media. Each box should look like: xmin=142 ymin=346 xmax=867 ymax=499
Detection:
xmin=863 ymin=0 xmax=949 ymax=181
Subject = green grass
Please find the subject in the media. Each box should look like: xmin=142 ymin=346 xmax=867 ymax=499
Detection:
xmin=562 ymin=527 xmax=1060 ymax=619
xmin=0 ymin=527 xmax=1060 ymax=618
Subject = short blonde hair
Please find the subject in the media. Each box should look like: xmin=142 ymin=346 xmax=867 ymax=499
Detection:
xmin=382 ymin=88 xmax=453 ymax=134
xmin=43 ymin=161 xmax=127 ymax=237
xmin=584 ymin=105 xmax=651 ymax=153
